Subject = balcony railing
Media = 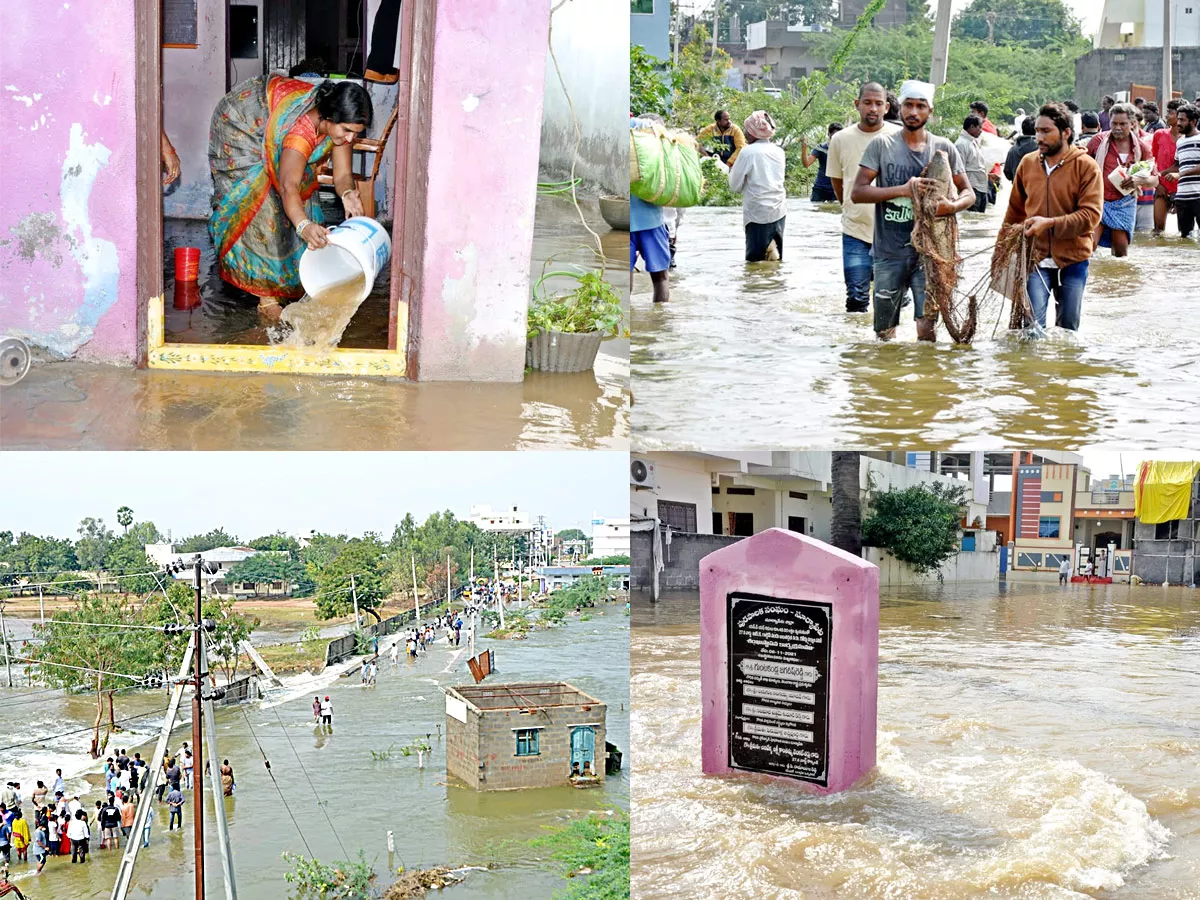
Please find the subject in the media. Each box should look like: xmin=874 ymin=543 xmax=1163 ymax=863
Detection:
xmin=1090 ymin=491 xmax=1123 ymax=505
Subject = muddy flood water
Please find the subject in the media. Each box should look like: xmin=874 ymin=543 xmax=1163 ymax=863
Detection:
xmin=631 ymin=196 xmax=1200 ymax=450
xmin=0 ymin=610 xmax=628 ymax=899
xmin=631 ymin=583 xmax=1200 ymax=899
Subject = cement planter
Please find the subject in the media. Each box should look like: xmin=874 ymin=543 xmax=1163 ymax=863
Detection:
xmin=526 ymin=330 xmax=604 ymax=373
xmin=599 ymin=196 xmax=630 ymax=231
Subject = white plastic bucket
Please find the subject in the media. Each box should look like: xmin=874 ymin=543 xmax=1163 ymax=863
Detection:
xmin=298 ymin=216 xmax=391 ymax=303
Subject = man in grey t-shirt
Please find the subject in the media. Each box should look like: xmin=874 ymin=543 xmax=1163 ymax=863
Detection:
xmin=851 ymin=80 xmax=974 ymax=341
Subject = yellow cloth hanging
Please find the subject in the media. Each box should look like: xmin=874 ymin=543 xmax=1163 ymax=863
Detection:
xmin=1134 ymin=460 xmax=1200 ymax=524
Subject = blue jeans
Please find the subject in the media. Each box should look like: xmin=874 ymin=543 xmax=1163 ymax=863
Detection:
xmin=872 ymin=253 xmax=925 ymax=334
xmin=1026 ymin=260 xmax=1088 ymax=331
xmin=842 ymin=234 xmax=873 ymax=312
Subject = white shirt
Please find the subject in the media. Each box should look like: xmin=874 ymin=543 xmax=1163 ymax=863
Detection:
xmin=727 ymin=140 xmax=788 ymax=225
xmin=67 ymin=818 xmax=90 ymax=841
xmin=320 ymin=700 xmax=332 ymax=716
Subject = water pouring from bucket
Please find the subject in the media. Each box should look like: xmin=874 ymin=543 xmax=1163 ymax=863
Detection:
xmin=279 ymin=217 xmax=392 ymax=348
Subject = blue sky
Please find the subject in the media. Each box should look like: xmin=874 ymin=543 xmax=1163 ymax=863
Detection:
xmin=2 ymin=452 xmax=627 ymax=541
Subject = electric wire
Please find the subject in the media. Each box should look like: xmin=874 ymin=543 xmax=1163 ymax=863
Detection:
xmin=265 ymin=701 xmax=350 ymax=859
xmin=0 ymin=704 xmax=173 ymax=754
xmin=238 ymin=705 xmax=315 ymax=858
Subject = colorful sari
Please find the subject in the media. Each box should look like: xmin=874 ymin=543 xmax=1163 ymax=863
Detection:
xmin=208 ymin=76 xmax=333 ymax=300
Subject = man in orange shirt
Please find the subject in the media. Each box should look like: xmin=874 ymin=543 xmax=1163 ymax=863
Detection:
xmin=1153 ymin=99 xmax=1184 ymax=233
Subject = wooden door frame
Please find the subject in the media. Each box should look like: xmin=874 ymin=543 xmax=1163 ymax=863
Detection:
xmin=135 ymin=0 xmax=434 ymax=376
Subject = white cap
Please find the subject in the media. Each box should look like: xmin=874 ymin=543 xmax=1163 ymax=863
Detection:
xmin=898 ymin=79 xmax=935 ymax=105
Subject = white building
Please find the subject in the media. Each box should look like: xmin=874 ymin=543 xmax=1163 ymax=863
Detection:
xmin=145 ymin=544 xmax=265 ymax=596
xmin=469 ymin=505 xmax=533 ymax=533
xmin=591 ymin=517 xmax=630 ymax=558
xmin=1097 ymin=0 xmax=1200 ymax=48
xmin=629 ymin=452 xmax=990 ymax=540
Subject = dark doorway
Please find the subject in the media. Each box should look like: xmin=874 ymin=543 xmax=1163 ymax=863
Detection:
xmin=730 ymin=513 xmax=754 ymax=537
xmin=787 ymin=516 xmax=807 ymax=534
xmin=265 ymin=0 xmax=367 ymax=76
xmin=1094 ymin=530 xmax=1123 ymax=550
xmin=713 ymin=512 xmax=723 ymax=535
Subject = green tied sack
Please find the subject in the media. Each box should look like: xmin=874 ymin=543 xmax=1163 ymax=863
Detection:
xmin=629 ymin=126 xmax=704 ymax=208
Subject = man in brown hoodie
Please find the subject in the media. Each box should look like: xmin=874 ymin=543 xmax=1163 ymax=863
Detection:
xmin=1002 ymin=101 xmax=1103 ymax=332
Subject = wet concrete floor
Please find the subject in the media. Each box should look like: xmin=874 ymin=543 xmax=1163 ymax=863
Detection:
xmin=632 ymin=193 xmax=1200 ymax=450
xmin=1 ymin=195 xmax=629 ymax=450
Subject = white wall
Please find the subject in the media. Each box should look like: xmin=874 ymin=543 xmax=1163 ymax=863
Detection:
xmin=864 ymin=547 xmax=999 ymax=586
xmin=163 ymin=0 xmax=231 ymax=218
xmin=863 ymin=458 xmax=989 ymax=527
xmin=539 ymin=0 xmax=629 ymax=195
xmin=631 ymin=454 xmax=715 ymax=533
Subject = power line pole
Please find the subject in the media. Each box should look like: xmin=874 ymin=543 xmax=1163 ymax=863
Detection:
xmin=1164 ymin=0 xmax=1173 ymax=104
xmin=410 ymin=553 xmax=420 ymax=619
xmin=199 ymin=634 xmax=237 ymax=900
xmin=192 ymin=558 xmax=205 ymax=900
xmin=0 ymin=600 xmax=12 ymax=688
xmin=711 ymin=0 xmax=719 ymax=54
xmin=350 ymin=573 xmax=360 ymax=630
xmin=930 ymin=0 xmax=952 ymax=86
xmin=673 ymin=0 xmax=681 ymax=66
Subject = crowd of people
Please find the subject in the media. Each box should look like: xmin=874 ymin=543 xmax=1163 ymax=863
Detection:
xmin=630 ymin=82 xmax=1200 ymax=338
xmin=0 ymin=740 xmax=231 ymax=888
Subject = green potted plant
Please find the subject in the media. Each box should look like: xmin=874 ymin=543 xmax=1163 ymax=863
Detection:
xmin=526 ymin=266 xmax=625 ymax=373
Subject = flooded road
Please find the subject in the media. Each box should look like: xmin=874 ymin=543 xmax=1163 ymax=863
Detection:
xmin=631 ymin=196 xmax=1200 ymax=449
xmin=0 ymin=609 xmax=629 ymax=898
xmin=631 ymin=583 xmax=1200 ymax=899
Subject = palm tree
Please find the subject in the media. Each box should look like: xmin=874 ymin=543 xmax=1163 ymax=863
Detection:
xmin=116 ymin=506 xmax=134 ymax=533
xmin=830 ymin=453 xmax=862 ymax=558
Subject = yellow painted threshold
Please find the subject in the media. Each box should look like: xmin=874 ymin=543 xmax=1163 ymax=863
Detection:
xmin=146 ymin=295 xmax=408 ymax=376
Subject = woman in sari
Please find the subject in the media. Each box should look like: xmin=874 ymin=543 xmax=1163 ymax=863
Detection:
xmin=208 ymin=77 xmax=373 ymax=318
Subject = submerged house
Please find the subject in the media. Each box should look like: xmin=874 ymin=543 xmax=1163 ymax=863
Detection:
xmin=445 ymin=682 xmax=607 ymax=790
xmin=1132 ymin=462 xmax=1200 ymax=585
xmin=2 ymin=0 xmax=553 ymax=382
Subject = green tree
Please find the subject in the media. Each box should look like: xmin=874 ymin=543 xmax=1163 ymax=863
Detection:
xmin=126 ymin=520 xmax=165 ymax=548
xmin=104 ymin=536 xmax=158 ymax=594
xmin=116 ymin=506 xmax=134 ymax=532
xmin=32 ymin=595 xmax=167 ymax=757
xmin=204 ymin=594 xmax=259 ymax=683
xmin=862 ymin=482 xmax=969 ymax=575
xmin=424 ymin=549 xmax=459 ymax=606
xmin=4 ymin=533 xmax=78 ymax=583
xmin=224 ymin=554 xmax=306 ymax=596
xmin=75 ymin=517 xmax=115 ymax=572
xmin=313 ymin=539 xmax=387 ymax=621
xmin=556 ymin=528 xmax=588 ymax=542
xmin=247 ymin=533 xmax=302 ymax=557
xmin=952 ymin=0 xmax=1083 ymax=49
xmin=175 ymin=528 xmax=240 ymax=553
xmin=631 ymin=42 xmax=671 ymax=119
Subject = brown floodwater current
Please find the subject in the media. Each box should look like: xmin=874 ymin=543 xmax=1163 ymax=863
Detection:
xmin=632 ymin=582 xmax=1200 ymax=899
xmin=631 ymin=196 xmax=1200 ymax=450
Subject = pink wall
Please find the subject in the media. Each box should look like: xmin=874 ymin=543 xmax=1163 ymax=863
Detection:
xmin=0 ymin=0 xmax=139 ymax=362
xmin=413 ymin=0 xmax=550 ymax=382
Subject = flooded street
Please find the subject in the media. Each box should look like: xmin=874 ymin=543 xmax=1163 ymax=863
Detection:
xmin=0 ymin=610 xmax=629 ymax=899
xmin=631 ymin=583 xmax=1200 ymax=899
xmin=631 ymin=197 xmax=1200 ymax=449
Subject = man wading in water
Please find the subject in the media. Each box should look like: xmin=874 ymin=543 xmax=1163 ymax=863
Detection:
xmin=1001 ymin=102 xmax=1102 ymax=332
xmin=728 ymin=111 xmax=788 ymax=262
xmin=696 ymin=110 xmax=745 ymax=167
xmin=827 ymin=82 xmax=900 ymax=312
xmin=851 ymin=80 xmax=974 ymax=341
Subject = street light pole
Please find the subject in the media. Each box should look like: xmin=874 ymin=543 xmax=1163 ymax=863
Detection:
xmin=192 ymin=558 xmax=205 ymax=900
xmin=0 ymin=600 xmax=12 ymax=688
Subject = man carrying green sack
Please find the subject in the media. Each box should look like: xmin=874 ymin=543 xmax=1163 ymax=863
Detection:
xmin=630 ymin=115 xmax=671 ymax=303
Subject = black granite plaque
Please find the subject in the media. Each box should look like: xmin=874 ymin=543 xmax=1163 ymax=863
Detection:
xmin=727 ymin=591 xmax=831 ymax=785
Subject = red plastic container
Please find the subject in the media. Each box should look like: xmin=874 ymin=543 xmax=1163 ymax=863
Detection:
xmin=174 ymin=247 xmax=201 ymax=282
xmin=173 ymin=280 xmax=202 ymax=310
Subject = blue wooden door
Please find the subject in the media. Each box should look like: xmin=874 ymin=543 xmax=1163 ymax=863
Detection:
xmin=570 ymin=726 xmax=596 ymax=772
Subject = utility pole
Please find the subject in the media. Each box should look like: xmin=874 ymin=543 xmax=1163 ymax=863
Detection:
xmin=350 ymin=573 xmax=360 ymax=630
xmin=930 ymin=0 xmax=952 ymax=86
xmin=673 ymin=0 xmax=681 ymax=66
xmin=191 ymin=558 xmax=205 ymax=900
xmin=446 ymin=552 xmax=451 ymax=610
xmin=1164 ymin=0 xmax=1173 ymax=105
xmin=985 ymin=10 xmax=997 ymax=45
xmin=494 ymin=544 xmax=504 ymax=630
xmin=712 ymin=0 xmax=719 ymax=54
xmin=410 ymin=553 xmax=420 ymax=618
xmin=0 ymin=600 xmax=12 ymax=688
xmin=199 ymin=635 xmax=237 ymax=900
xmin=38 ymin=582 xmax=44 ymax=626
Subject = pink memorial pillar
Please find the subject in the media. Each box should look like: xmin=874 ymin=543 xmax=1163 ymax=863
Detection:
xmin=700 ymin=528 xmax=880 ymax=793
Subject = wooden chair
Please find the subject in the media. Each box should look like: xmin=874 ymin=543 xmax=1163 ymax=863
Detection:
xmin=317 ymin=103 xmax=399 ymax=220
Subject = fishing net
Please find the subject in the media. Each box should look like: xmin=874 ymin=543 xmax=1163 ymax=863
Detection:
xmin=910 ymin=159 xmax=1038 ymax=344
